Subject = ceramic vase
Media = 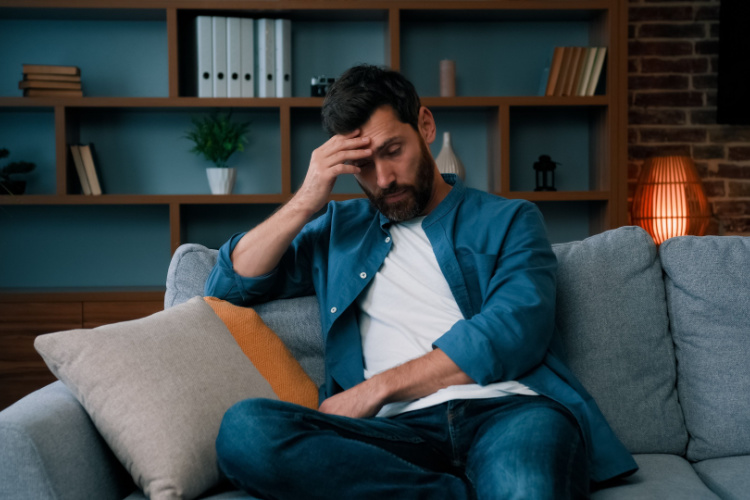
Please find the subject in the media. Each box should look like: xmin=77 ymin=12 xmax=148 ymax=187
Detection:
xmin=435 ymin=131 xmax=465 ymax=181
xmin=206 ymin=167 xmax=236 ymax=195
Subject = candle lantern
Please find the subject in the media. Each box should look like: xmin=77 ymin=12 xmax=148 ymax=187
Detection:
xmin=534 ymin=155 xmax=558 ymax=192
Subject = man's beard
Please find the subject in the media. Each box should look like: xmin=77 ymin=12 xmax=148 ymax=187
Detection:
xmin=358 ymin=141 xmax=436 ymax=223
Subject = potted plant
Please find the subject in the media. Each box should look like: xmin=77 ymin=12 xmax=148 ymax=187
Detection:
xmin=185 ymin=111 xmax=250 ymax=195
xmin=0 ymin=148 xmax=36 ymax=195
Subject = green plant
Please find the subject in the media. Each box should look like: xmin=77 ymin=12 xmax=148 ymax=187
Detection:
xmin=185 ymin=112 xmax=250 ymax=169
xmin=0 ymin=148 xmax=36 ymax=195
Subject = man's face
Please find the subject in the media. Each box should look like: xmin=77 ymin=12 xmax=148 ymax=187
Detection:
xmin=351 ymin=106 xmax=437 ymax=222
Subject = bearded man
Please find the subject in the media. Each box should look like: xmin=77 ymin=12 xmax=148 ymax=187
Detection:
xmin=205 ymin=64 xmax=636 ymax=499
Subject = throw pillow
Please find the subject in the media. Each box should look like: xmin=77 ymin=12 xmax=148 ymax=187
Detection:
xmin=34 ymin=296 xmax=279 ymax=500
xmin=203 ymin=296 xmax=318 ymax=409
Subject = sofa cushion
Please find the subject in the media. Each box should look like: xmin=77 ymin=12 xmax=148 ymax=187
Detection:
xmin=591 ymin=454 xmax=720 ymax=500
xmin=165 ymin=243 xmax=218 ymax=309
xmin=552 ymin=226 xmax=687 ymax=454
xmin=204 ymin=296 xmax=318 ymax=409
xmin=660 ymin=235 xmax=750 ymax=462
xmin=693 ymin=456 xmax=750 ymax=500
xmin=34 ymin=297 xmax=279 ymax=500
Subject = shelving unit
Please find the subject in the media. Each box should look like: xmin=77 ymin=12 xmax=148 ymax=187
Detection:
xmin=0 ymin=0 xmax=627 ymax=296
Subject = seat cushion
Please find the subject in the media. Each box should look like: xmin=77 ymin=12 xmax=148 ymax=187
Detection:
xmin=660 ymin=235 xmax=750 ymax=461
xmin=693 ymin=455 xmax=750 ymax=500
xmin=592 ymin=454 xmax=719 ymax=500
xmin=552 ymin=226 xmax=687 ymax=454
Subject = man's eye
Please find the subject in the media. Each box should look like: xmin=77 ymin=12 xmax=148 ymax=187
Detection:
xmin=386 ymin=147 xmax=401 ymax=156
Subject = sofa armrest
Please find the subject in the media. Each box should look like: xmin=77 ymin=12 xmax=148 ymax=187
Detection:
xmin=0 ymin=382 xmax=134 ymax=500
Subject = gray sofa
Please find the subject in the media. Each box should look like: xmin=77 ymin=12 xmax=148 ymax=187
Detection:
xmin=1 ymin=226 xmax=749 ymax=499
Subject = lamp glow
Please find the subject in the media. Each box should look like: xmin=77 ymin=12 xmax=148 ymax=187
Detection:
xmin=631 ymin=156 xmax=710 ymax=245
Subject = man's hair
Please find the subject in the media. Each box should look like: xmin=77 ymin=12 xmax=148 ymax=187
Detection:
xmin=321 ymin=64 xmax=421 ymax=136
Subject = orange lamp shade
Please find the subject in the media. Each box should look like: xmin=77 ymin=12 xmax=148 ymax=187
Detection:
xmin=631 ymin=156 xmax=710 ymax=245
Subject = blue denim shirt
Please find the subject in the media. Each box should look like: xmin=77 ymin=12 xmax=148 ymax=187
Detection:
xmin=205 ymin=175 xmax=637 ymax=482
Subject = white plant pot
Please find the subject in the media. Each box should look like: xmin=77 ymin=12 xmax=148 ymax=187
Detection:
xmin=206 ymin=167 xmax=236 ymax=195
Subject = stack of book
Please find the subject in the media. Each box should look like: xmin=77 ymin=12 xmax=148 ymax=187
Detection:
xmin=195 ymin=16 xmax=292 ymax=98
xmin=19 ymin=64 xmax=83 ymax=97
xmin=544 ymin=47 xmax=607 ymax=97
xmin=70 ymin=144 xmax=102 ymax=195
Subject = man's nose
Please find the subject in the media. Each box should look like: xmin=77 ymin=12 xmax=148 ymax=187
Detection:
xmin=375 ymin=161 xmax=396 ymax=189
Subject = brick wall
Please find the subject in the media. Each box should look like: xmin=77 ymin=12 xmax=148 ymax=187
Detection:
xmin=628 ymin=0 xmax=750 ymax=235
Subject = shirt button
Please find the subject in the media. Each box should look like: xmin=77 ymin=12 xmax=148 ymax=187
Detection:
xmin=330 ymin=307 xmax=337 ymax=314
xmin=385 ymin=237 xmax=391 ymax=243
xmin=360 ymin=272 xmax=367 ymax=279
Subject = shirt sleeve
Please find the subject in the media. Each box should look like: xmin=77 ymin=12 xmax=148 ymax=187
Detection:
xmin=203 ymin=207 xmax=331 ymax=305
xmin=432 ymin=203 xmax=558 ymax=386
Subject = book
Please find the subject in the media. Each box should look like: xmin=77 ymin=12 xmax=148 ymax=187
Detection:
xmin=78 ymin=144 xmax=102 ymax=195
xmin=585 ymin=47 xmax=607 ymax=96
xmin=22 ymin=64 xmax=80 ymax=76
xmin=69 ymin=145 xmax=92 ymax=195
xmin=19 ymin=80 xmax=82 ymax=90
xmin=212 ymin=16 xmax=228 ymax=98
xmin=576 ymin=47 xmax=598 ymax=96
xmin=275 ymin=19 xmax=292 ymax=98
xmin=545 ymin=46 xmax=565 ymax=96
xmin=566 ymin=47 xmax=586 ymax=96
xmin=240 ymin=17 xmax=255 ymax=97
xmin=227 ymin=17 xmax=242 ymax=98
xmin=23 ymin=89 xmax=83 ymax=97
xmin=257 ymin=18 xmax=275 ymax=97
xmin=24 ymin=74 xmax=81 ymax=83
xmin=196 ymin=16 xmax=213 ymax=98
xmin=554 ymin=47 xmax=572 ymax=96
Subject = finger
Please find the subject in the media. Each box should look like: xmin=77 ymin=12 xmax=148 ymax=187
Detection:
xmin=329 ymin=148 xmax=372 ymax=167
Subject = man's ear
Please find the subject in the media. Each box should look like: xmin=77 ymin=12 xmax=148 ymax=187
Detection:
xmin=418 ymin=106 xmax=436 ymax=145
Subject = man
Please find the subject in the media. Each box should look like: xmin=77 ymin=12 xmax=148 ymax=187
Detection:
xmin=206 ymin=64 xmax=637 ymax=499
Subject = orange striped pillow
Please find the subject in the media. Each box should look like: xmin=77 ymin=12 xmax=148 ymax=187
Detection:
xmin=203 ymin=296 xmax=318 ymax=409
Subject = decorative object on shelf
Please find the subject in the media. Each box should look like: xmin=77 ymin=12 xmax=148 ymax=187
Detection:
xmin=0 ymin=148 xmax=35 ymax=195
xmin=185 ymin=111 xmax=250 ymax=195
xmin=20 ymin=64 xmax=83 ymax=97
xmin=435 ymin=131 xmax=465 ymax=181
xmin=631 ymin=156 xmax=711 ymax=245
xmin=69 ymin=144 xmax=103 ymax=195
xmin=533 ymin=155 xmax=558 ymax=192
xmin=440 ymin=60 xmax=456 ymax=97
xmin=311 ymin=76 xmax=335 ymax=97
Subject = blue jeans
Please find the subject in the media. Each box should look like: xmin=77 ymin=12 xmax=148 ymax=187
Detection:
xmin=216 ymin=395 xmax=589 ymax=499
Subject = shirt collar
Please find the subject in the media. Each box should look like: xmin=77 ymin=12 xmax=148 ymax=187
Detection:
xmin=378 ymin=173 xmax=464 ymax=229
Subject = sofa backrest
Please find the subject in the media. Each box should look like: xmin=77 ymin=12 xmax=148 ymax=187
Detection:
xmin=552 ymin=226 xmax=687 ymax=455
xmin=165 ymin=226 xmax=690 ymax=455
xmin=660 ymin=235 xmax=750 ymax=462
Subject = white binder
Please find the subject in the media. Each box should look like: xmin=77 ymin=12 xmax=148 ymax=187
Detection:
xmin=275 ymin=19 xmax=292 ymax=97
xmin=227 ymin=17 xmax=242 ymax=98
xmin=196 ymin=16 xmax=212 ymax=98
xmin=212 ymin=16 xmax=228 ymax=98
xmin=257 ymin=18 xmax=275 ymax=97
xmin=240 ymin=17 xmax=255 ymax=97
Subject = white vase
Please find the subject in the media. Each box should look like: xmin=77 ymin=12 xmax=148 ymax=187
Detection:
xmin=206 ymin=167 xmax=236 ymax=195
xmin=435 ymin=131 xmax=465 ymax=181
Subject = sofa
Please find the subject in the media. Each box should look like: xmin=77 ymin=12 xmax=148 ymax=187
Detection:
xmin=1 ymin=225 xmax=749 ymax=499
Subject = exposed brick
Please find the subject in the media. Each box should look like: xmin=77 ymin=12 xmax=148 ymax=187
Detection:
xmin=710 ymin=128 xmax=750 ymax=143
xmin=691 ymin=109 xmax=717 ymax=125
xmin=628 ymin=58 xmax=639 ymax=73
xmin=696 ymin=5 xmax=720 ymax=21
xmin=709 ymin=22 xmax=719 ymax=39
xmin=629 ymin=75 xmax=689 ymax=90
xmin=640 ymin=128 xmax=707 ymax=143
xmin=695 ymin=40 xmax=720 ymax=55
xmin=629 ymin=144 xmax=692 ymax=160
xmin=706 ymin=90 xmax=717 ymax=106
xmin=728 ymin=181 xmax=750 ymax=198
xmin=703 ymin=180 xmax=726 ymax=197
xmin=720 ymin=217 xmax=750 ymax=234
xmin=637 ymin=23 xmax=705 ymax=39
xmin=629 ymin=24 xmax=636 ymax=39
xmin=693 ymin=74 xmax=717 ymax=89
xmin=629 ymin=109 xmax=686 ymax=125
xmin=633 ymin=91 xmax=704 ymax=107
xmin=710 ymin=56 xmax=719 ymax=73
xmin=717 ymin=163 xmax=750 ymax=178
xmin=641 ymin=57 xmax=708 ymax=74
xmin=629 ymin=40 xmax=693 ymax=56
xmin=693 ymin=144 xmax=725 ymax=159
xmin=628 ymin=162 xmax=641 ymax=180
xmin=629 ymin=6 xmax=693 ymax=22
xmin=713 ymin=200 xmax=750 ymax=216
xmin=729 ymin=147 xmax=750 ymax=161
xmin=629 ymin=128 xmax=638 ymax=143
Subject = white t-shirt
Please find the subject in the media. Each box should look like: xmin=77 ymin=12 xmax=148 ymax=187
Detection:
xmin=357 ymin=217 xmax=537 ymax=418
